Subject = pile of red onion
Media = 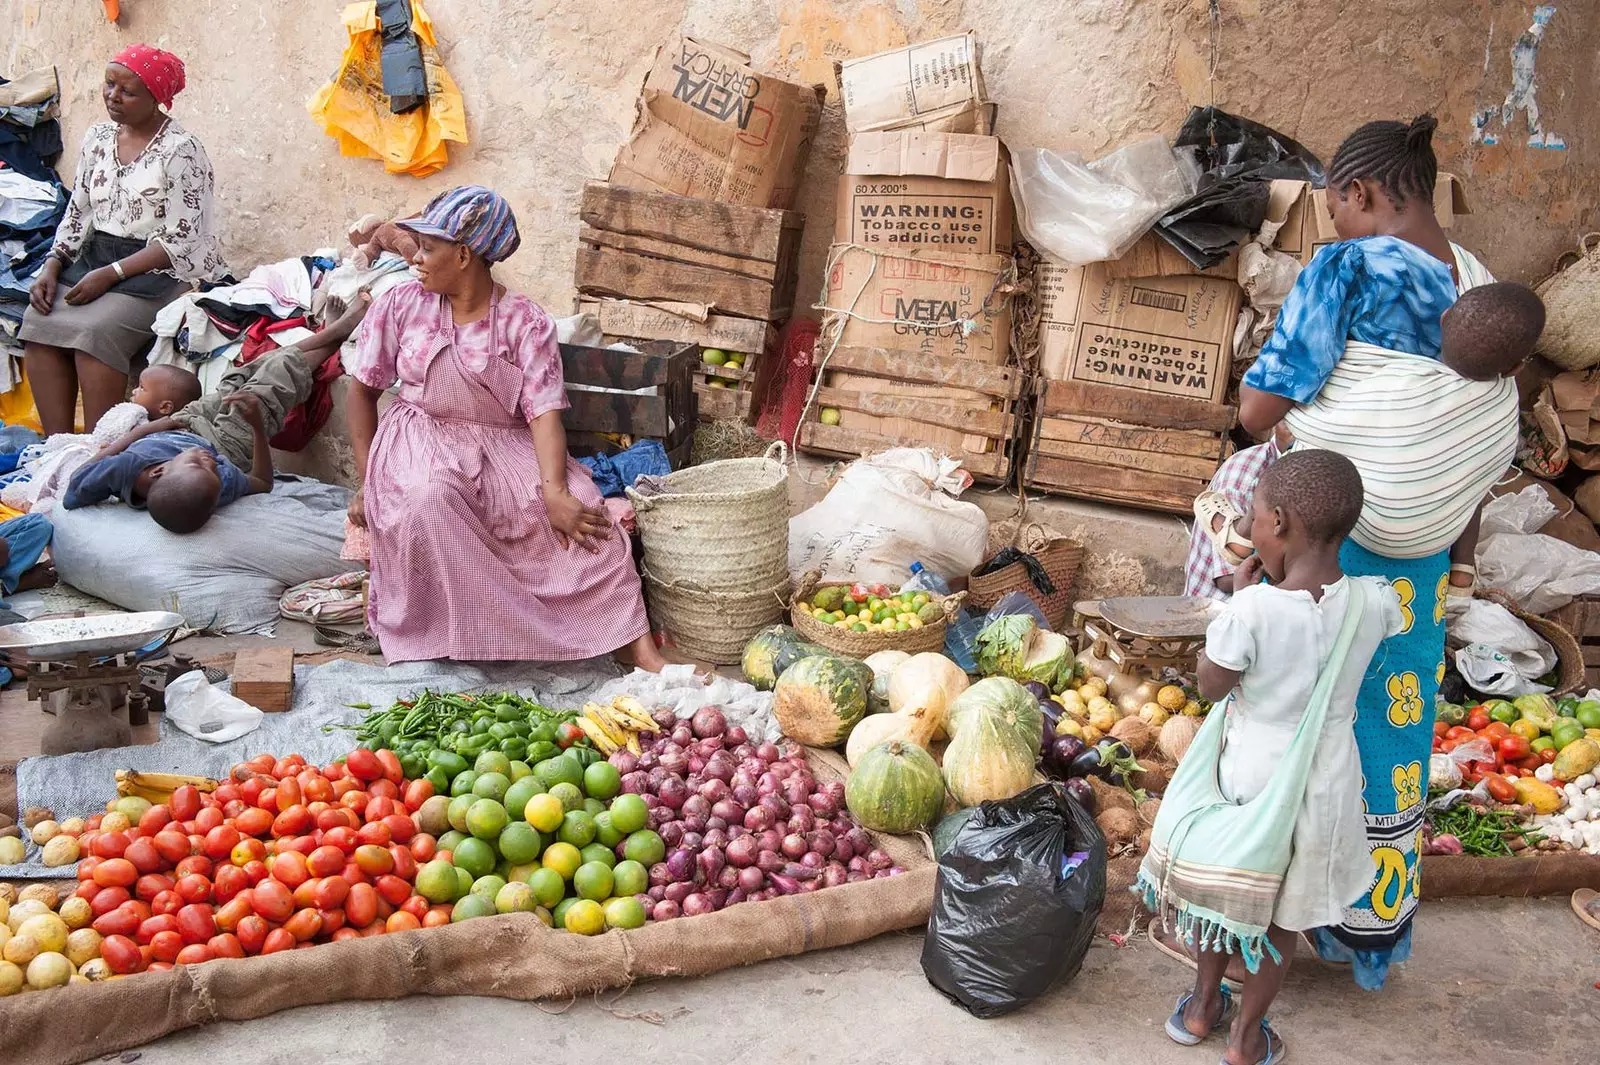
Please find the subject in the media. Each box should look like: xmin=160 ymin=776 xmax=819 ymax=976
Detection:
xmin=611 ymin=705 xmax=905 ymax=922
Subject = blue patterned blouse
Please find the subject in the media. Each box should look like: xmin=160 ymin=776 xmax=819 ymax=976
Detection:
xmin=1242 ymin=236 xmax=1460 ymax=404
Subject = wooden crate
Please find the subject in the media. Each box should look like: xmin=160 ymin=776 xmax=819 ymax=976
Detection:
xmin=578 ymin=298 xmax=777 ymax=426
xmin=232 ymin=647 xmax=294 ymax=712
xmin=559 ymin=340 xmax=698 ymax=468
xmin=796 ymin=345 xmax=1025 ymax=483
xmin=1024 ymin=380 xmax=1236 ymax=514
xmin=1548 ymin=595 xmax=1600 ymax=691
xmin=575 ymin=182 xmax=804 ymax=323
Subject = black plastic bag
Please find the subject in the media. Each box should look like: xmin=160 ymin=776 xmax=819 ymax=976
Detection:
xmin=921 ymin=783 xmax=1107 ymax=1017
xmin=375 ymin=0 xmax=427 ymax=114
xmin=1154 ymin=106 xmax=1325 ymax=268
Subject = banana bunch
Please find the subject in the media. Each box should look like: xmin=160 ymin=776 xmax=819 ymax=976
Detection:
xmin=114 ymin=769 xmax=219 ymax=804
xmin=575 ymin=695 xmax=660 ymax=756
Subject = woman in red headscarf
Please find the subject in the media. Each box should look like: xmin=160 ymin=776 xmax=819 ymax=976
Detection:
xmin=20 ymin=45 xmax=228 ymax=435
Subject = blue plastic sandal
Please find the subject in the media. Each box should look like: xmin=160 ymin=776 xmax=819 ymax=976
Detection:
xmin=1165 ymin=986 xmax=1236 ymax=1046
xmin=1223 ymin=1019 xmax=1287 ymax=1065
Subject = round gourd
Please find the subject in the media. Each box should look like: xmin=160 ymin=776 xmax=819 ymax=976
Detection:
xmin=772 ymin=655 xmax=869 ymax=747
xmin=948 ymin=677 xmax=1044 ymax=754
xmin=886 ymin=653 xmax=969 ymax=738
xmin=942 ymin=702 xmax=1037 ymax=807
xmin=844 ymin=704 xmax=938 ymax=766
xmin=742 ymin=626 xmax=829 ymax=692
xmin=845 ymin=741 xmax=945 ymax=834
xmin=863 ymin=650 xmax=912 ymax=714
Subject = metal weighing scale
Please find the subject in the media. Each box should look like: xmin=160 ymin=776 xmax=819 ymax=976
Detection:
xmin=0 ymin=612 xmax=185 ymax=755
xmin=1074 ymin=596 xmax=1220 ymax=674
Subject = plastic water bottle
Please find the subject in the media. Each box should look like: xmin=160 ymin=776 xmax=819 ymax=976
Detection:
xmin=899 ymin=561 xmax=951 ymax=596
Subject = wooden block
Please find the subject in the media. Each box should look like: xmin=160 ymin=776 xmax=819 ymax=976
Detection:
xmin=1025 ymin=456 xmax=1206 ymax=514
xmin=579 ymin=299 xmax=771 ymax=355
xmin=1038 ymin=379 xmax=1237 ymax=432
xmin=231 ymin=647 xmax=295 ymax=713
xmin=1032 ymin=438 xmax=1223 ymax=480
xmin=579 ymin=225 xmax=778 ymax=281
xmin=799 ymin=421 xmax=1009 ymax=480
xmin=580 ymin=181 xmax=800 ymax=264
xmin=824 ymin=345 xmax=1022 ymax=398
xmin=1037 ymin=415 xmax=1226 ymax=460
xmin=693 ymin=383 xmax=753 ymax=421
xmin=813 ymin=382 xmax=1013 ymax=437
xmin=576 ymin=245 xmax=782 ymax=321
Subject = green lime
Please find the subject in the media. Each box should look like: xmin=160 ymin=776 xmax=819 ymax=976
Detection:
xmin=1577 ymin=702 xmax=1600 ymax=729
xmin=622 ymin=829 xmax=664 ymax=867
xmin=593 ymin=811 xmax=623 ymax=848
xmin=506 ymin=862 xmax=540 ymax=885
xmin=451 ymin=893 xmax=496 ymax=922
xmin=472 ymin=874 xmax=507 ymax=902
xmin=437 ymin=829 xmax=467 ymax=854
xmin=450 ymin=770 xmax=479 ymax=797
xmin=471 ymin=772 xmax=510 ymax=803
xmin=465 ymin=798 xmax=509 ymax=840
xmin=583 ymin=762 xmax=622 ymax=801
xmin=415 ymin=859 xmax=458 ymax=903
xmin=453 ymin=865 xmax=474 ymax=900
xmin=608 ymin=794 xmax=648 ymax=835
xmin=534 ymin=906 xmax=554 ymax=928
xmin=495 ymin=881 xmax=537 ymax=914
xmin=535 ymin=757 xmax=584 ymax=789
xmin=604 ymin=896 xmax=647 ymax=930
xmin=611 ymin=859 xmax=648 ymax=897
xmin=580 ymin=843 xmax=617 ymax=869
xmin=474 ymin=750 xmax=513 ymax=777
xmin=564 ymin=898 xmax=606 ymax=935
xmin=446 ymin=794 xmax=474 ymax=833
xmin=524 ymin=793 xmax=565 ymax=833
xmin=551 ymin=897 xmax=580 ymax=928
xmin=548 ymin=782 xmax=584 ymax=812
xmin=541 ymin=841 xmax=582 ymax=880
xmin=497 ymin=822 xmax=543 ymax=865
xmin=503 ymin=777 xmax=545 ymax=820
xmin=527 ymin=866 xmax=566 ymax=908
xmin=452 ymin=836 xmax=497 ymax=879
xmin=572 ymin=861 xmax=614 ymax=902
xmin=558 ymin=810 xmax=597 ymax=848
xmin=508 ymin=759 xmax=533 ymax=781
xmin=583 ymin=798 xmax=606 ymax=818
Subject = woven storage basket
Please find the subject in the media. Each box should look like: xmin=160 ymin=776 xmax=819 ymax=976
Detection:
xmin=789 ymin=571 xmax=964 ymax=657
xmin=627 ymin=442 xmax=790 ymax=586
xmin=1449 ymin=589 xmax=1585 ymax=696
xmin=642 ymin=567 xmax=790 ymax=665
xmin=1535 ymin=234 xmax=1600 ymax=372
xmin=966 ymin=523 xmax=1084 ymax=630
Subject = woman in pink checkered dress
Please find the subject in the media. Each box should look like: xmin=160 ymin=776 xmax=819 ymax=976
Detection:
xmin=344 ymin=187 xmax=664 ymax=669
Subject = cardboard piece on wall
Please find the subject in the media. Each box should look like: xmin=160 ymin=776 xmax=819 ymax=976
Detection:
xmin=1037 ymin=260 xmax=1240 ymax=403
xmin=835 ymin=132 xmax=1012 ymax=256
xmin=836 ymin=32 xmax=991 ymax=136
xmin=821 ymin=244 xmax=1012 ymax=366
xmin=610 ymin=37 xmax=825 ymax=211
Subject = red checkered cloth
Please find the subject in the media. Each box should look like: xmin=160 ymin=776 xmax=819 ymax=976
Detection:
xmin=1183 ymin=440 xmax=1280 ymax=600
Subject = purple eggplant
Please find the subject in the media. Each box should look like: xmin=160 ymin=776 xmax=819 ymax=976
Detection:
xmin=1050 ymin=735 xmax=1087 ymax=775
xmin=1063 ymin=777 xmax=1096 ymax=813
xmin=1022 ymin=681 xmax=1052 ymax=703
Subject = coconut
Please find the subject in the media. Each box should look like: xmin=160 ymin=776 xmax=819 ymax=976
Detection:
xmin=1136 ymin=827 xmax=1153 ymax=854
xmin=1109 ymin=716 xmax=1158 ymax=756
xmin=1095 ymin=807 xmax=1139 ymax=848
xmin=1131 ymin=762 xmax=1173 ymax=796
xmin=1136 ymin=797 xmax=1162 ymax=826
xmin=1159 ymin=715 xmax=1203 ymax=763
xmin=1087 ymin=775 xmax=1136 ymax=814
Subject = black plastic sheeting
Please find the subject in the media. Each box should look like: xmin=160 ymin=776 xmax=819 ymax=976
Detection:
xmin=375 ymin=0 xmax=427 ymax=114
xmin=921 ymin=783 xmax=1107 ymax=1018
xmin=1154 ymin=106 xmax=1326 ymax=269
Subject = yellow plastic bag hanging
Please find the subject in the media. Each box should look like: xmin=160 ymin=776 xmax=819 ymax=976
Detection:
xmin=307 ymin=1 xmax=467 ymax=177
xmin=0 ymin=372 xmax=44 ymax=435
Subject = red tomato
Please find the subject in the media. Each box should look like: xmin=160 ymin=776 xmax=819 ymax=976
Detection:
xmin=1482 ymin=721 xmax=1512 ymax=742
xmin=149 ymin=929 xmax=184 ymax=963
xmin=368 ymin=779 xmax=400 ymax=802
xmin=92 ymin=905 xmax=142 ymax=938
xmin=283 ymin=908 xmax=323 ymax=942
xmin=331 ymin=926 xmax=361 ymax=943
xmin=76 ymin=843 xmax=102 ymax=872
xmin=138 ymin=804 xmax=173 ymax=838
xmin=307 ymin=845 xmax=347 ymax=877
xmin=321 ymin=828 xmax=359 ymax=856
xmin=135 ymin=873 xmax=175 ymax=902
xmin=1498 ymin=735 xmax=1532 ymax=762
xmin=136 ymin=913 xmax=179 ymax=945
xmin=242 ymin=860 xmax=269 ymax=886
xmin=278 ymin=834 xmax=317 ymax=856
xmin=364 ymin=796 xmax=398 ymax=822
xmin=246 ymin=754 xmax=275 ymax=775
xmin=240 ymin=777 xmax=266 ymax=806
xmin=324 ymin=761 xmax=348 ymax=781
xmin=374 ymin=874 xmax=413 ymax=907
xmin=202 ymin=825 xmax=241 ymax=861
xmin=345 ymin=882 xmax=380 ymax=928
xmin=355 ymin=821 xmax=392 ymax=848
xmin=214 ymin=893 xmax=253 ymax=933
xmin=1466 ymin=708 xmax=1491 ymax=731
xmin=257 ymin=786 xmax=278 ymax=812
xmin=236 ymin=915 xmax=269 ymax=955
xmin=275 ymin=777 xmax=303 ymax=814
xmin=410 ymin=834 xmax=437 ymax=862
xmin=340 ymin=861 xmax=367 ymax=887
xmin=175 ymin=855 xmax=214 ymax=880
xmin=346 ymin=748 xmax=383 ymax=783
xmin=292 ymin=879 xmax=317 ymax=909
xmin=74 ymin=882 xmax=99 ymax=903
xmin=1540 ymin=748 xmax=1558 ymax=764
xmin=1517 ymin=754 xmax=1542 ymax=772
xmin=146 ymin=961 xmax=174 ymax=972
xmin=233 ymin=807 xmax=273 ymax=838
xmin=175 ymin=944 xmax=215 ymax=965
xmin=175 ymin=873 xmax=212 ymax=904
xmin=339 ymin=789 xmax=370 ymax=811
xmin=1444 ymin=726 xmax=1476 ymax=743
xmin=101 ymin=934 xmax=143 ymax=974
xmin=208 ymin=933 xmax=245 ymax=959
xmin=556 ymin=721 xmax=584 ymax=749
xmin=152 ymin=830 xmax=192 ymax=865
xmin=319 ymin=907 xmax=346 ymax=934
xmin=353 ymin=844 xmax=394 ymax=878
xmin=194 ymin=806 xmax=225 ymax=833
xmin=313 ymin=876 xmax=350 ymax=910
xmin=168 ymin=784 xmax=202 ymax=821
xmin=1433 ymin=720 xmax=1450 ymax=738
xmin=375 ymin=749 xmax=404 ymax=785
xmin=402 ymin=779 xmax=434 ymax=811
xmin=176 ymin=903 xmax=216 ymax=945
xmin=422 ymin=906 xmax=451 ymax=928
xmin=1484 ymin=774 xmax=1519 ymax=803
xmin=400 ymin=895 xmax=429 ymax=920
xmin=230 ymin=838 xmax=267 ymax=867
xmin=151 ymin=890 xmax=184 ymax=917
xmin=270 ymin=849 xmax=310 ymax=888
xmin=93 ymin=857 xmax=139 ymax=888
xmin=302 ymin=775 xmax=334 ymax=804
xmin=212 ymin=783 xmax=241 ymax=806
xmin=92 ymin=830 xmax=131 ymax=860
xmin=213 ymin=863 xmax=249 ymax=904
xmin=386 ymin=845 xmax=416 ymax=881
xmin=123 ymin=836 xmax=163 ymax=876
xmin=386 ymin=911 xmax=421 ymax=933
xmin=252 ymin=879 xmax=295 ymax=923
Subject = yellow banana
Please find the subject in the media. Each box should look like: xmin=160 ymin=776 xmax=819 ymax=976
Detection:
xmin=586 ymin=706 xmax=630 ymax=748
xmin=610 ymin=696 xmax=660 ymax=732
xmin=115 ymin=770 xmax=218 ymax=802
xmin=574 ymin=714 xmax=619 ymax=755
xmin=625 ymin=731 xmax=642 ymax=756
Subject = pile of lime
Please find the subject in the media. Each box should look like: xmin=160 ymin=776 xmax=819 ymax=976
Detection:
xmin=701 ymin=347 xmax=746 ymax=389
xmin=413 ymin=749 xmax=658 ymax=935
xmin=795 ymin=587 xmax=939 ymax=634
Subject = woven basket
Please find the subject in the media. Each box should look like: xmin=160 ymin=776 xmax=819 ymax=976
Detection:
xmin=966 ymin=523 xmax=1084 ymax=630
xmin=642 ymin=567 xmax=790 ymax=665
xmin=1450 ymin=589 xmax=1585 ymax=696
xmin=627 ymin=442 xmax=789 ymax=587
xmin=1535 ymin=234 xmax=1600 ymax=372
xmin=788 ymin=570 xmax=964 ymax=657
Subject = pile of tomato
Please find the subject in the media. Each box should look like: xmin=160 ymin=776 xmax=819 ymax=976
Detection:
xmin=1435 ymin=704 xmax=1566 ymax=801
xmin=74 ymin=749 xmax=441 ymax=976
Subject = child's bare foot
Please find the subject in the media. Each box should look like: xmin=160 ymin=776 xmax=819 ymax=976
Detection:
xmin=13 ymin=562 xmax=57 ymax=592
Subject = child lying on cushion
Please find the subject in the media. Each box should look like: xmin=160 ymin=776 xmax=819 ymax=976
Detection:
xmin=64 ymin=293 xmax=370 ymax=533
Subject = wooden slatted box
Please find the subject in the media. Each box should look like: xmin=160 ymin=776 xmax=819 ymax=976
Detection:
xmin=1024 ymin=380 xmax=1236 ymax=514
xmin=559 ymin=340 xmax=698 ymax=469
xmin=1549 ymin=595 xmax=1600 ymax=691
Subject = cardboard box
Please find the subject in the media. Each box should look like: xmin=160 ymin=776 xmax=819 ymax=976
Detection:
xmin=1037 ymin=260 xmax=1241 ymax=403
xmin=821 ymin=244 xmax=1011 ymax=365
xmin=610 ymin=37 xmax=825 ymax=210
xmin=837 ymin=32 xmax=991 ymax=136
xmin=834 ymin=132 xmax=1012 ymax=256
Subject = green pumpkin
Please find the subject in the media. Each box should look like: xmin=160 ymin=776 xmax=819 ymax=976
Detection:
xmin=773 ymin=654 xmax=869 ymax=747
xmin=742 ymin=625 xmax=830 ymax=691
xmin=845 ymin=740 xmax=946 ymax=834
xmin=930 ymin=807 xmax=977 ymax=857
xmin=948 ymin=677 xmax=1044 ymax=754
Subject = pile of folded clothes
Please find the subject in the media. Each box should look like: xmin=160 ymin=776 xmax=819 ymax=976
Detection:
xmin=0 ymin=67 xmax=67 ymax=379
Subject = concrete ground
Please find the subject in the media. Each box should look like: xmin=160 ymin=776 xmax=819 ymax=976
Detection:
xmin=125 ymin=897 xmax=1595 ymax=1065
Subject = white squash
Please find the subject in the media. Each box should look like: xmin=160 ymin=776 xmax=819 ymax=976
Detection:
xmin=845 ymin=707 xmax=937 ymax=767
xmin=887 ymin=652 xmax=969 ymax=739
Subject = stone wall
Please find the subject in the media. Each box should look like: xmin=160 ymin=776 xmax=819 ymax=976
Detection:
xmin=5 ymin=0 xmax=1597 ymax=310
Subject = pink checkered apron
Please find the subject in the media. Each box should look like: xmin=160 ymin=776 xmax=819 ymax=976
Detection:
xmin=363 ymin=296 xmax=649 ymax=663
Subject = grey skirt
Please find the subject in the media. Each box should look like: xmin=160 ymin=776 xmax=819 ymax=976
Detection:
xmin=18 ymin=286 xmax=179 ymax=374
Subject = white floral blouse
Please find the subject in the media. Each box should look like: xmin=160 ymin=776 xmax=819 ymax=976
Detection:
xmin=51 ymin=119 xmax=228 ymax=283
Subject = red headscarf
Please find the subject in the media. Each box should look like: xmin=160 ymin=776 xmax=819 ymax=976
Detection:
xmin=110 ymin=44 xmax=186 ymax=109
